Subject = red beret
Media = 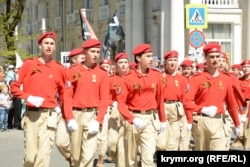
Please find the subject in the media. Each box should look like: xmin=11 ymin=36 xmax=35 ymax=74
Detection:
xmin=180 ymin=59 xmax=193 ymax=67
xmin=232 ymin=64 xmax=242 ymax=70
xmin=115 ymin=52 xmax=129 ymax=62
xmin=133 ymin=44 xmax=152 ymax=55
xmin=69 ymin=48 xmax=83 ymax=57
xmin=129 ymin=62 xmax=137 ymax=68
xmin=37 ymin=32 xmax=56 ymax=44
xmin=196 ymin=63 xmax=205 ymax=69
xmin=241 ymin=60 xmax=250 ymax=66
xmin=203 ymin=42 xmax=221 ymax=54
xmin=221 ymin=52 xmax=228 ymax=61
xmin=82 ymin=39 xmax=101 ymax=49
xmin=164 ymin=50 xmax=178 ymax=59
xmin=99 ymin=59 xmax=112 ymax=66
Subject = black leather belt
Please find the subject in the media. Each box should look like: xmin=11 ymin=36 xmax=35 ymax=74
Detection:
xmin=130 ymin=109 xmax=156 ymax=115
xmin=164 ymin=100 xmax=180 ymax=104
xmin=26 ymin=107 xmax=53 ymax=112
xmin=73 ymin=107 xmax=97 ymax=112
xmin=197 ymin=113 xmax=228 ymax=119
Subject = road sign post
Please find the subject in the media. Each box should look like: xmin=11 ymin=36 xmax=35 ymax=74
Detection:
xmin=185 ymin=4 xmax=207 ymax=29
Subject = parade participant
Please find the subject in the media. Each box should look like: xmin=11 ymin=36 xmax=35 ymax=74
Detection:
xmin=55 ymin=47 xmax=85 ymax=167
xmin=238 ymin=60 xmax=250 ymax=149
xmin=195 ymin=63 xmax=205 ymax=73
xmin=180 ymin=59 xmax=193 ymax=79
xmin=117 ymin=43 xmax=166 ymax=167
xmin=10 ymin=32 xmax=76 ymax=167
xmin=183 ymin=42 xmax=241 ymax=150
xmin=69 ymin=48 xmax=85 ymax=65
xmin=159 ymin=51 xmax=190 ymax=151
xmin=65 ymin=38 xmax=109 ymax=167
xmin=99 ymin=59 xmax=112 ymax=75
xmin=218 ymin=52 xmax=247 ymax=149
xmin=96 ymin=58 xmax=112 ymax=167
xmin=129 ymin=61 xmax=137 ymax=70
xmin=107 ymin=52 xmax=130 ymax=167
xmin=231 ymin=64 xmax=243 ymax=78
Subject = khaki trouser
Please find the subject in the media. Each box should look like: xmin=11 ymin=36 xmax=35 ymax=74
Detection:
xmin=192 ymin=115 xmax=230 ymax=150
xmin=70 ymin=109 xmax=98 ymax=167
xmin=124 ymin=111 xmax=159 ymax=167
xmin=55 ymin=113 xmax=71 ymax=160
xmin=97 ymin=106 xmax=111 ymax=156
xmin=163 ymin=102 xmax=191 ymax=150
xmin=107 ymin=106 xmax=125 ymax=167
xmin=22 ymin=109 xmax=58 ymax=167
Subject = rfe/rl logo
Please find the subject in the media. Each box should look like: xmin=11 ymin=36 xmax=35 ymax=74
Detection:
xmin=63 ymin=56 xmax=70 ymax=63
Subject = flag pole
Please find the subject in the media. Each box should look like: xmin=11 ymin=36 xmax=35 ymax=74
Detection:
xmin=161 ymin=11 xmax=165 ymax=65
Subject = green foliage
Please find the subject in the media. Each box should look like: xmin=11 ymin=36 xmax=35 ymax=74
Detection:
xmin=0 ymin=0 xmax=27 ymax=65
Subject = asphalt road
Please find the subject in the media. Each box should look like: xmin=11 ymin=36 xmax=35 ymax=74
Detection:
xmin=0 ymin=129 xmax=116 ymax=167
xmin=0 ymin=129 xmax=247 ymax=167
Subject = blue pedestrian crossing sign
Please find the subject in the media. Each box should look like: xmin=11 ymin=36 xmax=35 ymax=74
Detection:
xmin=186 ymin=4 xmax=207 ymax=29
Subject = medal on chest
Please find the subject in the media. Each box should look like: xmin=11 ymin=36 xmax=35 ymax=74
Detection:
xmin=92 ymin=74 xmax=96 ymax=83
xmin=175 ymin=79 xmax=179 ymax=87
xmin=151 ymin=83 xmax=156 ymax=92
xmin=219 ymin=81 xmax=223 ymax=90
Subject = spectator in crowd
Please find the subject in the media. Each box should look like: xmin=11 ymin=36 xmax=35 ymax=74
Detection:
xmin=0 ymin=84 xmax=12 ymax=132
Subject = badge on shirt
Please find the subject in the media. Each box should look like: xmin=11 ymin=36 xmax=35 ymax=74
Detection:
xmin=32 ymin=67 xmax=41 ymax=75
xmin=114 ymin=83 xmax=121 ymax=95
xmin=185 ymin=83 xmax=190 ymax=92
xmin=72 ymin=72 xmax=81 ymax=82
xmin=151 ymin=83 xmax=156 ymax=92
xmin=175 ymin=80 xmax=179 ymax=87
xmin=133 ymin=83 xmax=141 ymax=92
xmin=202 ymin=81 xmax=211 ymax=89
xmin=162 ymin=78 xmax=167 ymax=85
xmin=66 ymin=80 xmax=71 ymax=88
xmin=92 ymin=74 xmax=96 ymax=83
xmin=219 ymin=81 xmax=223 ymax=90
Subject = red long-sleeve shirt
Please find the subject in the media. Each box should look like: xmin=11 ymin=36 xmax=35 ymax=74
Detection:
xmin=162 ymin=72 xmax=188 ymax=102
xmin=64 ymin=63 xmax=109 ymax=124
xmin=10 ymin=57 xmax=72 ymax=119
xmin=183 ymin=71 xmax=240 ymax=127
xmin=117 ymin=69 xmax=166 ymax=123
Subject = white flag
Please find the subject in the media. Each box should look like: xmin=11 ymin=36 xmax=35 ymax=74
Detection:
xmin=15 ymin=51 xmax=23 ymax=69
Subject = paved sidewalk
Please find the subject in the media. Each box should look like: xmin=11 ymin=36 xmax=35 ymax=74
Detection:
xmin=0 ymin=129 xmax=115 ymax=167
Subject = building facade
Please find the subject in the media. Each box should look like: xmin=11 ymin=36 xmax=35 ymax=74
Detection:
xmin=22 ymin=0 xmax=250 ymax=65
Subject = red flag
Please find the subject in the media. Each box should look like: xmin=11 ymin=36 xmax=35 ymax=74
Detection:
xmin=79 ymin=9 xmax=97 ymax=40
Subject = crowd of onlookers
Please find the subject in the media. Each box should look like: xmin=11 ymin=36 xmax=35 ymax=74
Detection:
xmin=0 ymin=65 xmax=24 ymax=132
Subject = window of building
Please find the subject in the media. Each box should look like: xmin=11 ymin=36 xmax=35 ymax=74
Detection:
xmin=101 ymin=0 xmax=108 ymax=6
xmin=35 ymin=5 xmax=38 ymax=20
xmin=46 ymin=1 xmax=49 ymax=18
xmin=57 ymin=0 xmax=62 ymax=16
xmin=203 ymin=23 xmax=232 ymax=62
xmin=27 ymin=8 xmax=30 ymax=24
xmin=68 ymin=0 xmax=74 ymax=13
xmin=83 ymin=0 xmax=90 ymax=9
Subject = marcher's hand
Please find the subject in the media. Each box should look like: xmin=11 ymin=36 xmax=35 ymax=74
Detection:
xmin=112 ymin=101 xmax=118 ymax=107
xmin=67 ymin=119 xmax=78 ymax=131
xmin=187 ymin=123 xmax=192 ymax=131
xmin=133 ymin=117 xmax=146 ymax=130
xmin=55 ymin=106 xmax=61 ymax=114
xmin=240 ymin=114 xmax=247 ymax=123
xmin=159 ymin=122 xmax=167 ymax=133
xmin=88 ymin=120 xmax=100 ymax=135
xmin=27 ymin=95 xmax=44 ymax=107
xmin=201 ymin=106 xmax=217 ymax=117
xmin=234 ymin=126 xmax=241 ymax=137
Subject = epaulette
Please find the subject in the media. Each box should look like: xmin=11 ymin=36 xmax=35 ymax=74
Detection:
xmin=24 ymin=57 xmax=35 ymax=62
xmin=221 ymin=71 xmax=231 ymax=77
xmin=192 ymin=72 xmax=202 ymax=77
xmin=151 ymin=67 xmax=162 ymax=73
xmin=55 ymin=61 xmax=64 ymax=67
xmin=124 ymin=70 xmax=132 ymax=76
xmin=99 ymin=66 xmax=107 ymax=72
